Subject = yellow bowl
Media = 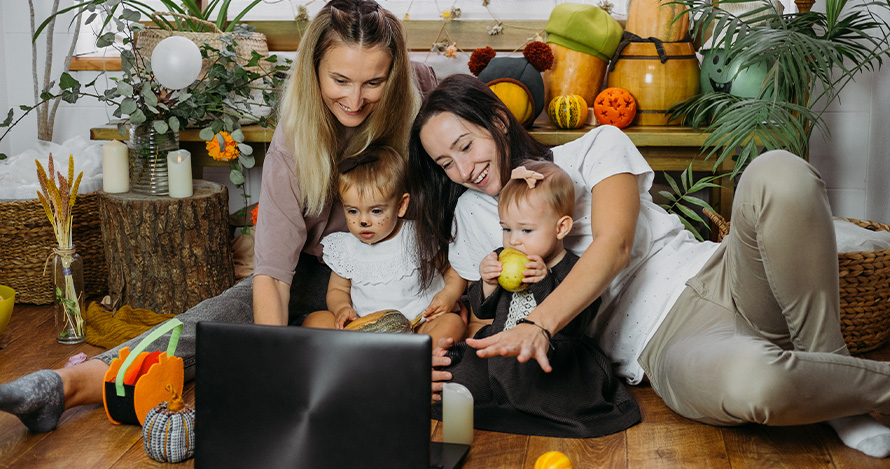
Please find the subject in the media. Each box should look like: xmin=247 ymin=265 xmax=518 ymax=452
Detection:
xmin=0 ymin=285 xmax=15 ymax=336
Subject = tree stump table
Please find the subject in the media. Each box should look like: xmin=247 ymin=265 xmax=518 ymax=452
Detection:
xmin=98 ymin=180 xmax=235 ymax=315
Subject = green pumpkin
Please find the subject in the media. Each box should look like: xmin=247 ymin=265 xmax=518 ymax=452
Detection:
xmin=700 ymin=48 xmax=770 ymax=99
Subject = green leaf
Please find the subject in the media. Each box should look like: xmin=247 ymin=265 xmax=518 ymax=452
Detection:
xmin=119 ymin=98 xmax=137 ymax=115
xmin=97 ymin=32 xmax=116 ymax=48
xmin=229 ymin=168 xmax=245 ymax=186
xmin=231 ymin=128 xmax=244 ymax=142
xmin=116 ymin=81 xmax=133 ymax=96
xmin=238 ymin=143 xmax=253 ymax=156
xmin=142 ymin=87 xmax=159 ymax=107
xmin=168 ymin=117 xmax=180 ymax=133
xmin=0 ymin=153 xmax=7 ymax=160
xmin=59 ymin=72 xmax=79 ymax=90
xmin=130 ymin=109 xmax=146 ymax=125
xmin=120 ymin=8 xmax=141 ymax=22
xmin=1 ymin=109 xmax=12 ymax=127
xmin=153 ymin=120 xmax=169 ymax=134
xmin=239 ymin=153 xmax=255 ymax=168
xmin=199 ymin=127 xmax=215 ymax=141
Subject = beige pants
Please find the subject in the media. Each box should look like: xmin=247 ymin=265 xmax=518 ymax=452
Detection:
xmin=639 ymin=150 xmax=890 ymax=426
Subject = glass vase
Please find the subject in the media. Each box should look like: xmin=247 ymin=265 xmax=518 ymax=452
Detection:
xmin=52 ymin=246 xmax=86 ymax=344
xmin=129 ymin=124 xmax=179 ymax=196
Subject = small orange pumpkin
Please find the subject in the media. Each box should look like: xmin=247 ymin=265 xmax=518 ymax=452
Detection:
xmin=548 ymin=95 xmax=588 ymax=130
xmin=534 ymin=450 xmax=573 ymax=469
xmin=593 ymin=87 xmax=637 ymax=129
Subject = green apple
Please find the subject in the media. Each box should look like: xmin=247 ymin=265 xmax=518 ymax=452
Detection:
xmin=498 ymin=248 xmax=530 ymax=292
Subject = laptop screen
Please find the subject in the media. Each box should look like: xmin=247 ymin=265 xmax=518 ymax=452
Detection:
xmin=195 ymin=322 xmax=434 ymax=468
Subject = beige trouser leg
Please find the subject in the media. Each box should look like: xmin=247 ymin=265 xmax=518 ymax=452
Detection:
xmin=639 ymin=150 xmax=890 ymax=426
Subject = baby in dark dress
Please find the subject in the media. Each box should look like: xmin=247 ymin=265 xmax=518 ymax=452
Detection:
xmin=432 ymin=161 xmax=641 ymax=438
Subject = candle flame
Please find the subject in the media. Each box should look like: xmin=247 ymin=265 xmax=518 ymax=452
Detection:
xmin=177 ymin=156 xmax=183 ymax=163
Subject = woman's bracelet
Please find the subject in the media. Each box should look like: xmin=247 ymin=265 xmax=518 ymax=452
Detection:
xmin=516 ymin=318 xmax=554 ymax=350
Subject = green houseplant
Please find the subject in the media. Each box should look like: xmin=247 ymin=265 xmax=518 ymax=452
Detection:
xmin=1 ymin=0 xmax=290 ymax=223
xmin=664 ymin=0 xmax=890 ymax=232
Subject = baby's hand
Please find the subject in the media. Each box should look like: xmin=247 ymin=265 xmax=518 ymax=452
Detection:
xmin=423 ymin=291 xmax=453 ymax=319
xmin=522 ymin=255 xmax=548 ymax=285
xmin=479 ymin=252 xmax=502 ymax=286
xmin=335 ymin=307 xmax=358 ymax=329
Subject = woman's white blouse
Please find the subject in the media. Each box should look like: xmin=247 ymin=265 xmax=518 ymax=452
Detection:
xmin=449 ymin=125 xmax=719 ymax=384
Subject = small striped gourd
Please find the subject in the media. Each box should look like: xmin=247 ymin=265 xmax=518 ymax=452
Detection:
xmin=142 ymin=386 xmax=196 ymax=463
xmin=344 ymin=309 xmax=415 ymax=333
xmin=547 ymin=95 xmax=588 ymax=130
xmin=534 ymin=450 xmax=574 ymax=469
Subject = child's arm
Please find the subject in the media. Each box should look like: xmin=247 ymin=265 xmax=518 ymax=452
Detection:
xmin=326 ymin=271 xmax=357 ymax=329
xmin=422 ymin=264 xmax=468 ymax=319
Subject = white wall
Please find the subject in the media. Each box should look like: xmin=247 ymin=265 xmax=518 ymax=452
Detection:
xmin=1 ymin=0 xmax=886 ymax=221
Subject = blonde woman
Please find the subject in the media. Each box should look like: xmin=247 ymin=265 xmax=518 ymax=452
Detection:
xmin=0 ymin=0 xmax=437 ymax=433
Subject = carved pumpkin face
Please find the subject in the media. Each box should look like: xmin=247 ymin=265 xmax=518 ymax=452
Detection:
xmin=700 ymin=48 xmax=770 ymax=99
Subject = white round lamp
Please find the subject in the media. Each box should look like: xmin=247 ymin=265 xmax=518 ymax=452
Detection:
xmin=151 ymin=36 xmax=202 ymax=90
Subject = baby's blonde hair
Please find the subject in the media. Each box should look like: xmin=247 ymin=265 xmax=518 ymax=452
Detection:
xmin=337 ymin=145 xmax=407 ymax=201
xmin=499 ymin=160 xmax=574 ymax=218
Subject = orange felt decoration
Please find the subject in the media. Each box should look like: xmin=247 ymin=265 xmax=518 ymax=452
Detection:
xmin=593 ymin=87 xmax=637 ymax=129
xmin=103 ymin=319 xmax=184 ymax=426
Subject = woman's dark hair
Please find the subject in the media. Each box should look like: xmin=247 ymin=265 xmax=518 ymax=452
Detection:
xmin=407 ymin=74 xmax=551 ymax=289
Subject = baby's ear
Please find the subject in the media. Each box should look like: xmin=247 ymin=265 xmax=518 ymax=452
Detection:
xmin=397 ymin=193 xmax=410 ymax=217
xmin=555 ymin=215 xmax=573 ymax=240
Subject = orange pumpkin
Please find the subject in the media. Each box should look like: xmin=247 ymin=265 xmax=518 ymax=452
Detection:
xmin=534 ymin=450 xmax=573 ymax=469
xmin=548 ymin=95 xmax=589 ymax=130
xmin=625 ymin=0 xmax=690 ymax=43
xmin=593 ymin=88 xmax=637 ymax=129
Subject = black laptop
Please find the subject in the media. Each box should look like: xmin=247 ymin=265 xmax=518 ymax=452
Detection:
xmin=195 ymin=322 xmax=470 ymax=469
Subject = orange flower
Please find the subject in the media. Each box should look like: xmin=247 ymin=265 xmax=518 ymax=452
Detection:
xmin=206 ymin=131 xmax=240 ymax=162
xmin=251 ymin=205 xmax=259 ymax=226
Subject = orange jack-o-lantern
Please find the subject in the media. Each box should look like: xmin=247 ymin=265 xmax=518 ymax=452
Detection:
xmin=593 ymin=87 xmax=637 ymax=129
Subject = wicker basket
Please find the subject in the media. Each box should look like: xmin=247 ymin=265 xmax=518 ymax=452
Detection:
xmin=135 ymin=12 xmax=269 ymax=75
xmin=0 ymin=193 xmax=108 ymax=304
xmin=704 ymin=209 xmax=890 ymax=354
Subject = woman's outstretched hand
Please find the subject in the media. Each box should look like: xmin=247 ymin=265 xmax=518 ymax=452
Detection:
xmin=466 ymin=323 xmax=552 ymax=373
xmin=431 ymin=337 xmax=454 ymax=401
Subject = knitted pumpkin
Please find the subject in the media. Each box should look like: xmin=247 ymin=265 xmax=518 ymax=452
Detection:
xmin=548 ymin=95 xmax=589 ymax=130
xmin=593 ymin=88 xmax=637 ymax=129
xmin=143 ymin=385 xmax=196 ymax=463
xmin=534 ymin=450 xmax=574 ymax=469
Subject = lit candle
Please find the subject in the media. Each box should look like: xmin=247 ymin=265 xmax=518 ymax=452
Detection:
xmin=102 ymin=140 xmax=129 ymax=193
xmin=167 ymin=150 xmax=193 ymax=198
xmin=442 ymin=382 xmax=474 ymax=445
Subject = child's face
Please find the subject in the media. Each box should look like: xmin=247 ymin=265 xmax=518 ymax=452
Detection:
xmin=499 ymin=195 xmax=567 ymax=265
xmin=341 ymin=185 xmax=409 ymax=245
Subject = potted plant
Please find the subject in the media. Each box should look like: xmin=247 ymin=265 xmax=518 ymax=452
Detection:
xmin=1 ymin=0 xmax=289 ymax=224
xmin=664 ymin=0 xmax=890 ymax=230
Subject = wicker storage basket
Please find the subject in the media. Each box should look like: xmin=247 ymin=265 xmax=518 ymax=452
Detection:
xmin=135 ymin=12 xmax=269 ymax=75
xmin=0 ymin=193 xmax=108 ymax=304
xmin=704 ymin=209 xmax=890 ymax=354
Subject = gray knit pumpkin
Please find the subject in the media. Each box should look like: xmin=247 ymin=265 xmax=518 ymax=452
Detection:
xmin=142 ymin=399 xmax=196 ymax=463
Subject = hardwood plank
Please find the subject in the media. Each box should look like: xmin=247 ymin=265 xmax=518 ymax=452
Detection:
xmin=432 ymin=424 xmax=529 ymax=469
xmin=722 ymin=424 xmax=833 ymax=468
xmin=626 ymin=423 xmax=730 ymax=468
xmin=526 ymin=433 xmax=626 ymax=469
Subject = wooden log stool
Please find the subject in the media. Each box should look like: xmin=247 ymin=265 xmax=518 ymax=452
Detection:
xmin=98 ymin=180 xmax=235 ymax=315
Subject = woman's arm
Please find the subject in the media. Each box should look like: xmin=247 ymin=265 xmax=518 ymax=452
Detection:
xmin=253 ymin=274 xmax=291 ymax=325
xmin=466 ymin=173 xmax=640 ymax=370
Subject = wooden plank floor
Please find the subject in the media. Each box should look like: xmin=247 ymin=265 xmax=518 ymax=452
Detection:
xmin=2 ymin=303 xmax=890 ymax=468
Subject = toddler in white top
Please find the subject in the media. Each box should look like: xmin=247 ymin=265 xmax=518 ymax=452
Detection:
xmin=303 ymin=145 xmax=467 ymax=346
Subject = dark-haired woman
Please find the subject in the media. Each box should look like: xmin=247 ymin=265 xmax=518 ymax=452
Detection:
xmin=411 ymin=74 xmax=890 ymax=458
xmin=0 ymin=0 xmax=437 ymax=433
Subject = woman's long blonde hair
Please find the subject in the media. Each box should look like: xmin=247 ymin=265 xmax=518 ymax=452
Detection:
xmin=278 ymin=0 xmax=420 ymax=217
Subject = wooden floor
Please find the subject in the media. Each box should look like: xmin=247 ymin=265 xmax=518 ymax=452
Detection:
xmin=2 ymin=303 xmax=890 ymax=468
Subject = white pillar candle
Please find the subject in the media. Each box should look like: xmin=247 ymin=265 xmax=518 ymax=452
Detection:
xmin=442 ymin=382 xmax=474 ymax=445
xmin=167 ymin=150 xmax=193 ymax=198
xmin=102 ymin=140 xmax=130 ymax=193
